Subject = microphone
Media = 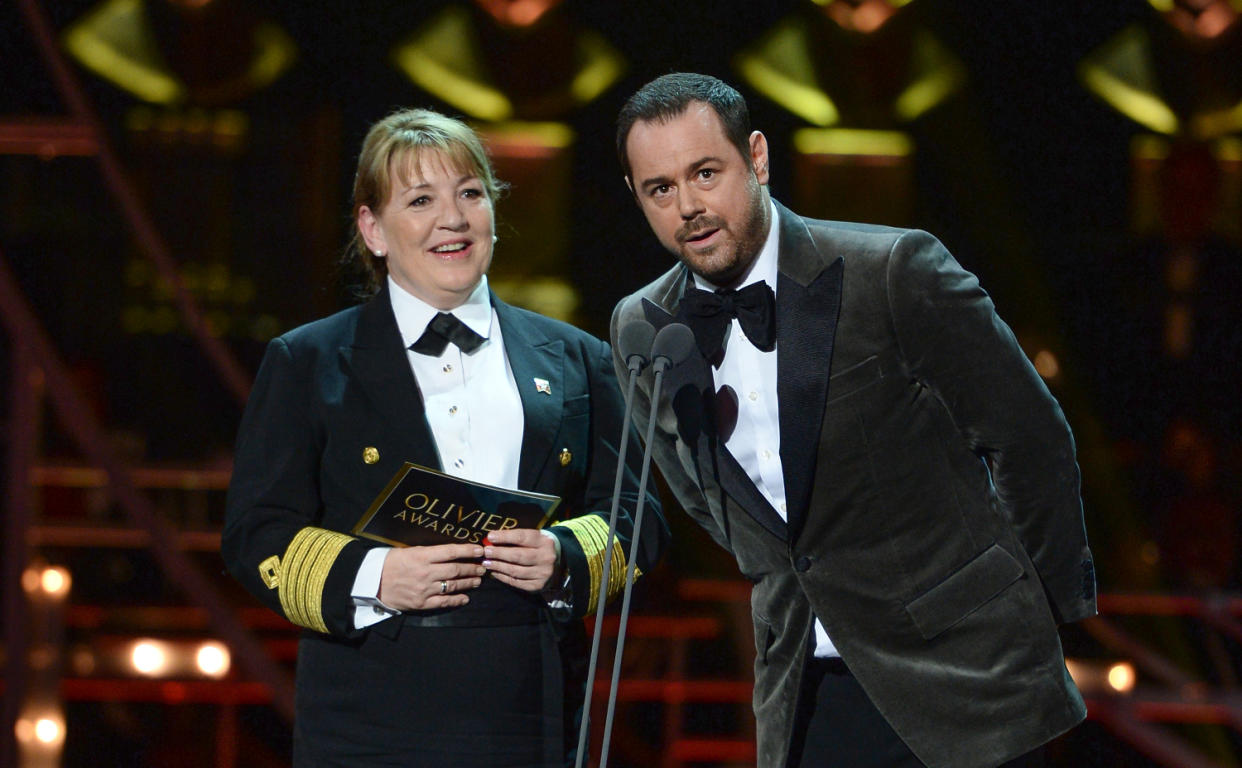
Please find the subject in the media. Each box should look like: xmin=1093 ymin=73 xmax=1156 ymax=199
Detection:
xmin=597 ymin=323 xmax=694 ymax=768
xmin=574 ymin=317 xmax=656 ymax=768
xmin=649 ymin=322 xmax=696 ymax=373
xmin=618 ymin=319 xmax=656 ymax=374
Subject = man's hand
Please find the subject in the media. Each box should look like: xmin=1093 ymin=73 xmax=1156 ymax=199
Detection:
xmin=482 ymin=529 xmax=561 ymax=592
xmin=378 ymin=543 xmax=485 ymax=610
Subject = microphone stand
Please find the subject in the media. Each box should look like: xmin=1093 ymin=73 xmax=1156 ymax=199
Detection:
xmin=573 ymin=327 xmax=651 ymax=768
xmin=597 ymin=323 xmax=693 ymax=768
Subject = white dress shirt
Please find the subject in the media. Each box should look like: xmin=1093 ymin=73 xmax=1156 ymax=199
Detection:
xmin=351 ymin=275 xmax=524 ymax=628
xmin=694 ymin=200 xmax=840 ymax=659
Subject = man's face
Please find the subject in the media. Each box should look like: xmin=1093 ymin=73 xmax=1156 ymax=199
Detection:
xmin=625 ymin=103 xmax=771 ymax=287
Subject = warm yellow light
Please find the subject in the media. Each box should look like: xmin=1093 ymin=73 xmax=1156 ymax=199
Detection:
xmin=34 ymin=718 xmax=62 ymax=745
xmin=793 ymin=128 xmax=913 ymax=158
xmin=1108 ymin=662 xmax=1137 ymax=693
xmin=1064 ymin=658 xmax=1083 ymax=687
xmin=71 ymin=646 xmax=98 ymax=676
xmin=14 ymin=719 xmax=34 ymax=743
xmin=1033 ymin=350 xmax=1060 ymax=380
xmin=21 ymin=568 xmax=41 ymax=594
xmin=15 ymin=713 xmax=65 ymax=747
xmin=196 ymin=642 xmax=231 ymax=678
xmin=41 ymin=566 xmax=71 ymax=597
xmin=131 ymin=641 xmax=168 ymax=676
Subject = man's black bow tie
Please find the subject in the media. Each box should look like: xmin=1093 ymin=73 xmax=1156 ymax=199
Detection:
xmin=680 ymin=281 xmax=776 ymax=363
xmin=410 ymin=312 xmax=486 ymax=356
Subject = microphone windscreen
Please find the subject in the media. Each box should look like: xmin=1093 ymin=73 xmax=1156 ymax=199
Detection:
xmin=651 ymin=323 xmax=696 ymax=367
xmin=618 ymin=319 xmax=656 ymax=366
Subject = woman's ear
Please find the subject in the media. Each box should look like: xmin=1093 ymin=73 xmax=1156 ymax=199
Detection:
xmin=357 ymin=206 xmax=387 ymax=256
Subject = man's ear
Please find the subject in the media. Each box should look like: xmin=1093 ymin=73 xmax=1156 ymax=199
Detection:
xmin=750 ymin=130 xmax=770 ymax=186
xmin=357 ymin=206 xmax=387 ymax=255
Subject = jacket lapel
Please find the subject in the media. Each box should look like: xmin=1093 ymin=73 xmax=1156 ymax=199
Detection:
xmin=339 ymin=285 xmax=442 ymax=471
xmin=493 ymin=295 xmax=565 ymax=491
xmin=773 ymin=202 xmax=844 ymax=543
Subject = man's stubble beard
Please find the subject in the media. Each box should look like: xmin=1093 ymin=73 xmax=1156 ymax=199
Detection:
xmin=676 ymin=180 xmax=769 ymax=288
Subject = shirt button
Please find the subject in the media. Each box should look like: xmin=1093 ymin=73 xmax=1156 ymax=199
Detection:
xmin=780 ymin=502 xmax=787 ymax=513
xmin=795 ymin=556 xmax=812 ymax=573
xmin=442 ymin=364 xmax=453 ymax=373
xmin=454 ymin=459 xmax=465 ymax=469
xmin=748 ymin=391 xmax=759 ymax=401
xmin=762 ymin=449 xmax=772 ymax=460
xmin=449 ymin=405 xmax=458 ymax=415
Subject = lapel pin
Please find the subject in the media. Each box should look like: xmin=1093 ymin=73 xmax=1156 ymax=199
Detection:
xmin=559 ymin=448 xmax=572 ymax=466
xmin=362 ymin=446 xmax=380 ymax=464
xmin=533 ymin=378 xmax=551 ymax=395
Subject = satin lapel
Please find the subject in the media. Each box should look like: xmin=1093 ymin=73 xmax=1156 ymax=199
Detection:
xmin=651 ymin=269 xmax=788 ymax=543
xmin=775 ymin=204 xmax=844 ymax=544
xmin=339 ymin=286 xmax=442 ymax=471
xmin=494 ymin=296 xmax=564 ymax=491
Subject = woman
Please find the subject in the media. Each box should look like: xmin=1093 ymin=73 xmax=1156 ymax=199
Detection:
xmin=222 ymin=108 xmax=667 ymax=767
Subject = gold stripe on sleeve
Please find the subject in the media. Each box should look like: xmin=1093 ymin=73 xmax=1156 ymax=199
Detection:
xmin=276 ymin=527 xmax=353 ymax=633
xmin=553 ymin=516 xmax=642 ymax=614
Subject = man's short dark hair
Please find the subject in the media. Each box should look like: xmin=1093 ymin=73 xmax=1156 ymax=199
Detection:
xmin=616 ymin=73 xmax=752 ymax=181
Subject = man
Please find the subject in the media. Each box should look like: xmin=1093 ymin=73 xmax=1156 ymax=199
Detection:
xmin=610 ymin=73 xmax=1095 ymax=768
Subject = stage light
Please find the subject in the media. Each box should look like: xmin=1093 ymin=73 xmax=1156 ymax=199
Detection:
xmin=1108 ymin=662 xmax=1137 ymax=693
xmin=1033 ymin=350 xmax=1060 ymax=380
xmin=196 ymin=642 xmax=230 ymax=678
xmin=1066 ymin=658 xmax=1138 ymax=695
xmin=793 ymin=128 xmax=912 ymax=158
xmin=21 ymin=567 xmax=41 ymax=594
xmin=70 ymin=645 xmax=98 ymax=676
xmin=15 ymin=711 xmax=65 ymax=748
xmin=131 ymin=640 xmax=169 ymax=676
xmin=34 ymin=718 xmax=62 ymax=745
xmin=22 ymin=564 xmax=72 ymax=601
xmin=40 ymin=566 xmax=71 ymax=598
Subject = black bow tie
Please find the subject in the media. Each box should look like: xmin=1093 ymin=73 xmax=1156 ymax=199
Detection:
xmin=409 ymin=312 xmax=486 ymax=356
xmin=680 ymin=281 xmax=776 ymax=363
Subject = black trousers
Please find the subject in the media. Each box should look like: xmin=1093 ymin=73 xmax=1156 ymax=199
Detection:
xmin=788 ymin=657 xmax=1045 ymax=768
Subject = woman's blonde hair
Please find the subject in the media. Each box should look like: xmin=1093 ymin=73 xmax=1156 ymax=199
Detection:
xmin=344 ymin=108 xmax=504 ymax=296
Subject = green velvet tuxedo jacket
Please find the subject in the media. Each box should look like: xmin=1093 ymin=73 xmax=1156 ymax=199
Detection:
xmin=611 ymin=202 xmax=1095 ymax=768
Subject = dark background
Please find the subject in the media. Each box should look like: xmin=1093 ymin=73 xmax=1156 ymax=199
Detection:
xmin=3 ymin=0 xmax=1242 ymax=765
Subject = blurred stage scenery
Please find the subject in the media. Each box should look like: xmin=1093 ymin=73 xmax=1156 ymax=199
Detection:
xmin=3 ymin=0 xmax=1242 ymax=765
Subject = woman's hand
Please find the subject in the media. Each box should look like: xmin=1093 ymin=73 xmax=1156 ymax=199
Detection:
xmin=378 ymin=543 xmax=485 ymax=611
xmin=482 ymin=529 xmax=561 ymax=592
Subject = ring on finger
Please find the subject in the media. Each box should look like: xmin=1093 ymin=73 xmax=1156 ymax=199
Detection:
xmin=439 ymin=580 xmax=448 ymax=594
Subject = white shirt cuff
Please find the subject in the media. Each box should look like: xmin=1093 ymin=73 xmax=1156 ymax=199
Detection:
xmin=352 ymin=547 xmax=400 ymax=629
xmin=540 ymin=529 xmax=573 ymax=612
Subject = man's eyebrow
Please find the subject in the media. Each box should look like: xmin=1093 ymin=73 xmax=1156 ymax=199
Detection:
xmin=638 ymin=156 xmax=722 ymax=191
xmin=638 ymin=173 xmax=673 ymax=191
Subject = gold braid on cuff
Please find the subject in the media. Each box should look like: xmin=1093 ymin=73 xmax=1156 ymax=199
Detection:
xmin=553 ymin=516 xmax=641 ymax=614
xmin=276 ymin=527 xmax=354 ymax=633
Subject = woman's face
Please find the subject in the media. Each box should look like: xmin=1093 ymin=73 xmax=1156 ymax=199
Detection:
xmin=358 ymin=150 xmax=495 ymax=310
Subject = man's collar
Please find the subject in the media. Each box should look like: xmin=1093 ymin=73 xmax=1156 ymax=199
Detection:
xmin=388 ymin=275 xmax=493 ymax=348
xmin=691 ymin=198 xmax=780 ymax=294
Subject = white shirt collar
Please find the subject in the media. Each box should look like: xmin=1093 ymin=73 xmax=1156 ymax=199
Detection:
xmin=388 ymin=275 xmax=494 ymax=349
xmin=692 ymin=198 xmax=780 ymax=294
